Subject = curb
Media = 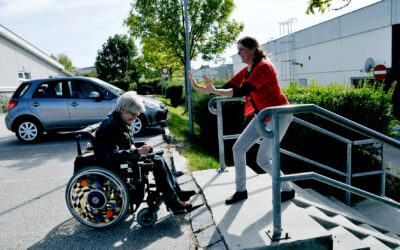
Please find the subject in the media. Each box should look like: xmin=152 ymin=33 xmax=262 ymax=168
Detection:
xmin=170 ymin=147 xmax=227 ymax=249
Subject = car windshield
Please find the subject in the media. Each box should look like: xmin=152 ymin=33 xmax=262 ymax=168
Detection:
xmin=90 ymin=78 xmax=125 ymax=95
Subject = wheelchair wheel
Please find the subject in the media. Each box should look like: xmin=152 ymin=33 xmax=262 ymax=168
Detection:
xmin=65 ymin=166 xmax=130 ymax=229
xmin=137 ymin=208 xmax=157 ymax=227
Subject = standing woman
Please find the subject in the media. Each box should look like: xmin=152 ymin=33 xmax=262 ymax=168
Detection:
xmin=189 ymin=36 xmax=295 ymax=205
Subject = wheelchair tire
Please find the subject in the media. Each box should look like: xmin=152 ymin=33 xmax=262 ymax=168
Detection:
xmin=65 ymin=166 xmax=130 ymax=229
xmin=137 ymin=208 xmax=157 ymax=227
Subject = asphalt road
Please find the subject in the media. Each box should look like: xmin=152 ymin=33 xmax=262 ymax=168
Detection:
xmin=0 ymin=114 xmax=195 ymax=250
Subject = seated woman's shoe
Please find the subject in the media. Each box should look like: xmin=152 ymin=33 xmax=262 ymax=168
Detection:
xmin=170 ymin=201 xmax=193 ymax=215
xmin=225 ymin=191 xmax=248 ymax=205
xmin=281 ymin=189 xmax=295 ymax=202
xmin=178 ymin=190 xmax=196 ymax=202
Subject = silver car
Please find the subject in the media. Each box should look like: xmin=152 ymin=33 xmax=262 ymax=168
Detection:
xmin=5 ymin=77 xmax=167 ymax=143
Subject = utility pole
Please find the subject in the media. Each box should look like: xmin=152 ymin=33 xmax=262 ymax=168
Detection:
xmin=184 ymin=0 xmax=193 ymax=135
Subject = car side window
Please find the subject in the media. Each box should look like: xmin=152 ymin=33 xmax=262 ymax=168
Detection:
xmin=12 ymin=83 xmax=31 ymax=98
xmin=32 ymin=81 xmax=64 ymax=98
xmin=98 ymin=87 xmax=115 ymax=100
xmin=68 ymin=80 xmax=85 ymax=98
xmin=80 ymin=81 xmax=98 ymax=98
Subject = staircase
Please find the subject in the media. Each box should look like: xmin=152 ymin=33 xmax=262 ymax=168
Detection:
xmin=292 ymin=186 xmax=400 ymax=249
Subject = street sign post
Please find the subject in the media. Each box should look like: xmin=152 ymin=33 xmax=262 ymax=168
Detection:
xmin=161 ymin=67 xmax=169 ymax=78
xmin=373 ymin=64 xmax=387 ymax=80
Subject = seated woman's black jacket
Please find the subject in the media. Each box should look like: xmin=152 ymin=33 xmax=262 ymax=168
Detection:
xmin=94 ymin=111 xmax=140 ymax=166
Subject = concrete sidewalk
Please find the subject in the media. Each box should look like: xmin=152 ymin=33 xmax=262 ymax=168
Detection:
xmin=189 ymin=167 xmax=331 ymax=249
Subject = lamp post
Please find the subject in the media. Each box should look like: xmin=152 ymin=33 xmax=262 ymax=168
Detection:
xmin=184 ymin=0 xmax=193 ymax=135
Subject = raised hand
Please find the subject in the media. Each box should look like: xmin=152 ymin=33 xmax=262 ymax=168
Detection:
xmin=189 ymin=71 xmax=210 ymax=94
xmin=202 ymin=74 xmax=216 ymax=95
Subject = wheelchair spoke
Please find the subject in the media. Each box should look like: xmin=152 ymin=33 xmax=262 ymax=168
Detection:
xmin=66 ymin=168 xmax=129 ymax=228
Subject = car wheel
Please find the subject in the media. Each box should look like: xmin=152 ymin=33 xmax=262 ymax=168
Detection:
xmin=15 ymin=119 xmax=43 ymax=143
xmin=131 ymin=116 xmax=145 ymax=135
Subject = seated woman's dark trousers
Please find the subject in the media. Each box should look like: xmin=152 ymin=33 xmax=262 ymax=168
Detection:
xmin=151 ymin=156 xmax=182 ymax=207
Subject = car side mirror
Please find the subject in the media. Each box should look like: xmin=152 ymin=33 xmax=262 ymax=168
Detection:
xmin=89 ymin=91 xmax=101 ymax=100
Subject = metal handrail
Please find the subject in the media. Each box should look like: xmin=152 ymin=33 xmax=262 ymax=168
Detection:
xmin=208 ymin=97 xmax=245 ymax=172
xmin=255 ymin=104 xmax=400 ymax=240
xmin=255 ymin=104 xmax=400 ymax=148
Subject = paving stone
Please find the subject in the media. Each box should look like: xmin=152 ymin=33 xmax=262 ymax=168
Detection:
xmin=190 ymin=205 xmax=214 ymax=233
xmin=177 ymin=173 xmax=193 ymax=184
xmin=207 ymin=241 xmax=227 ymax=250
xmin=196 ymin=225 xmax=222 ymax=248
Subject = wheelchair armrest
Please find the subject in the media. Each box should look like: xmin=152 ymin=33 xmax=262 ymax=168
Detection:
xmin=134 ymin=141 xmax=146 ymax=148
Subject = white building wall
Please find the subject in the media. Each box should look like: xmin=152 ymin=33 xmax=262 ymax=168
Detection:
xmin=0 ymin=25 xmax=72 ymax=91
xmin=231 ymin=0 xmax=396 ymax=87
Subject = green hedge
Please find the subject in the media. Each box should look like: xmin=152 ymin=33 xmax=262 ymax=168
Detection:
xmin=190 ymin=82 xmax=399 ymax=202
xmin=0 ymin=95 xmax=10 ymax=113
xmin=167 ymin=85 xmax=184 ymax=107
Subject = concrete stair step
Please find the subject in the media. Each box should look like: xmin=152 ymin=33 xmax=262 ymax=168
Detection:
xmin=328 ymin=195 xmax=370 ymax=221
xmin=328 ymin=226 xmax=369 ymax=250
xmin=353 ymin=199 xmax=400 ymax=235
xmin=293 ymin=190 xmax=400 ymax=248
xmin=304 ymin=189 xmax=366 ymax=220
xmin=358 ymin=223 xmax=386 ymax=236
xmin=384 ymin=232 xmax=400 ymax=241
xmin=361 ymin=236 xmax=392 ymax=250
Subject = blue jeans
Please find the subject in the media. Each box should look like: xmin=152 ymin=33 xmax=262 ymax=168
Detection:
xmin=232 ymin=114 xmax=293 ymax=192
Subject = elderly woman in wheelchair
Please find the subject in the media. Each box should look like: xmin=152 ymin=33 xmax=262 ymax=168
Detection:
xmin=65 ymin=91 xmax=195 ymax=229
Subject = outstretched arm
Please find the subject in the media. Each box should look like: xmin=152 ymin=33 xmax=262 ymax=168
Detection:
xmin=189 ymin=71 xmax=233 ymax=97
xmin=202 ymin=74 xmax=233 ymax=97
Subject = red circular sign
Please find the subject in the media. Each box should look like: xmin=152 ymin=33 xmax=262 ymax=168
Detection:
xmin=373 ymin=64 xmax=387 ymax=80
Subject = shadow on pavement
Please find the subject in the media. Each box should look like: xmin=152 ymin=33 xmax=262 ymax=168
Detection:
xmin=28 ymin=213 xmax=190 ymax=250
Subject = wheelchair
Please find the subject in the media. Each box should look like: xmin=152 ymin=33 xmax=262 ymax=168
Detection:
xmin=65 ymin=125 xmax=164 ymax=229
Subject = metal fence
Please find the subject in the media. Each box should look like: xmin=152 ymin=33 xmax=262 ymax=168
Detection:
xmin=208 ymin=97 xmax=400 ymax=240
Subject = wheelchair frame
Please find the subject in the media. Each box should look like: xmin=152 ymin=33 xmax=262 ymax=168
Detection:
xmin=65 ymin=126 xmax=164 ymax=229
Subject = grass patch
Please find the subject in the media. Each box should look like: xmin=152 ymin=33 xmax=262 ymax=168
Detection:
xmin=158 ymin=96 xmax=221 ymax=171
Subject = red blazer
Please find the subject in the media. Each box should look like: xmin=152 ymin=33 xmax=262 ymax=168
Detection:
xmin=228 ymin=60 xmax=289 ymax=118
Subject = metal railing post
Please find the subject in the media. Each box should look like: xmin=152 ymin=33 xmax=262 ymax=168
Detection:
xmin=216 ymin=100 xmax=226 ymax=172
xmin=271 ymin=113 xmax=282 ymax=240
xmin=381 ymin=143 xmax=386 ymax=196
xmin=345 ymin=143 xmax=352 ymax=205
xmin=208 ymin=97 xmax=246 ymax=172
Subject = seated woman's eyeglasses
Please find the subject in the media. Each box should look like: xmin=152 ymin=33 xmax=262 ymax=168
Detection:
xmin=128 ymin=111 xmax=140 ymax=117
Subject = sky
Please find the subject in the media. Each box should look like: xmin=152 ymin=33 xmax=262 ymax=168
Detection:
xmin=0 ymin=0 xmax=382 ymax=70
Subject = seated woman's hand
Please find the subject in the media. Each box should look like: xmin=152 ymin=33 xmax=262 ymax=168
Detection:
xmin=138 ymin=144 xmax=153 ymax=155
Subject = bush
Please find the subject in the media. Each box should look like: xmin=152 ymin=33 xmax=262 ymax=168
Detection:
xmin=167 ymin=85 xmax=184 ymax=107
xmin=281 ymin=82 xmax=398 ymax=202
xmin=139 ymin=78 xmax=162 ymax=94
xmin=109 ymin=80 xmax=130 ymax=91
xmin=190 ymin=81 xmax=399 ymax=202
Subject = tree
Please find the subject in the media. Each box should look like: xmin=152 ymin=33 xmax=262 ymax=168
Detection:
xmin=95 ymin=34 xmax=140 ymax=89
xmin=124 ymin=0 xmax=244 ymax=72
xmin=306 ymin=0 xmax=352 ymax=14
xmin=140 ymin=37 xmax=183 ymax=79
xmin=51 ymin=53 xmax=74 ymax=74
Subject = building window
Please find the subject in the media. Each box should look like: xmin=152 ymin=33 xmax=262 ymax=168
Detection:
xmin=298 ymin=79 xmax=307 ymax=86
xmin=18 ymin=71 xmax=31 ymax=81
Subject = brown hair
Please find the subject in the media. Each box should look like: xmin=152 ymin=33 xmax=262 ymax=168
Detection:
xmin=237 ymin=36 xmax=268 ymax=65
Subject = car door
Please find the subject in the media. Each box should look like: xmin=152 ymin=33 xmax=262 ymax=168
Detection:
xmin=29 ymin=80 xmax=70 ymax=129
xmin=66 ymin=80 xmax=114 ymax=128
